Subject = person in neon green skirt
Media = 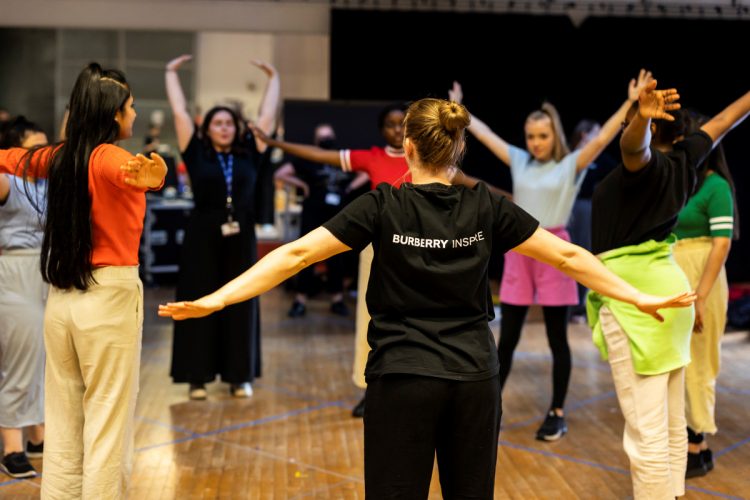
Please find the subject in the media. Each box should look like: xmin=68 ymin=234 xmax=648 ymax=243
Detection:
xmin=588 ymin=82 xmax=750 ymax=499
xmin=673 ymin=111 xmax=738 ymax=478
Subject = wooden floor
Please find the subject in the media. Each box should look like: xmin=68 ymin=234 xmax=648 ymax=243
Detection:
xmin=2 ymin=285 xmax=750 ymax=499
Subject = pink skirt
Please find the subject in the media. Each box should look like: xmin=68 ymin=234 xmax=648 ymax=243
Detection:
xmin=499 ymin=226 xmax=579 ymax=306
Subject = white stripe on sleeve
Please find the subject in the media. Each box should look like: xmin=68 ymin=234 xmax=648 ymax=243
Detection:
xmin=340 ymin=150 xmax=352 ymax=172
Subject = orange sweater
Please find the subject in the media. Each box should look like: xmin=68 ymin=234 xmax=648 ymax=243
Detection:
xmin=0 ymin=144 xmax=149 ymax=266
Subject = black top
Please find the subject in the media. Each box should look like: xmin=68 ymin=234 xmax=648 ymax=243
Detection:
xmin=577 ymin=151 xmax=618 ymax=200
xmin=323 ymin=182 xmax=539 ymax=382
xmin=591 ymin=131 xmax=712 ymax=255
xmin=182 ymin=134 xmax=273 ymax=222
xmin=294 ymin=158 xmax=355 ymax=208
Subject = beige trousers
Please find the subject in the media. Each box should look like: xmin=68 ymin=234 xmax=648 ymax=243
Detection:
xmin=41 ymin=267 xmax=143 ymax=500
xmin=673 ymin=237 xmax=727 ymax=434
xmin=352 ymin=244 xmax=373 ymax=389
xmin=600 ymin=306 xmax=687 ymax=500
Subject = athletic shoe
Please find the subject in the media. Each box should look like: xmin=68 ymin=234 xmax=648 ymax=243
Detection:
xmin=535 ymin=411 xmax=567 ymax=441
xmin=0 ymin=452 xmax=37 ymax=478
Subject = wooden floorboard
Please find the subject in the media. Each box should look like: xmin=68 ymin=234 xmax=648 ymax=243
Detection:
xmin=2 ymin=285 xmax=749 ymax=499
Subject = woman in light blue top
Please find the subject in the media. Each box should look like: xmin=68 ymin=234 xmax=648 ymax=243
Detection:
xmin=449 ymin=70 xmax=651 ymax=440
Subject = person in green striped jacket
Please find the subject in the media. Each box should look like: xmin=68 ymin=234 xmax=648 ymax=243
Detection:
xmin=673 ymin=110 xmax=739 ymax=479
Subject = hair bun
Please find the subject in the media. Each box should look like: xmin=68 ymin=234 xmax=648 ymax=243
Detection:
xmin=439 ymin=101 xmax=470 ymax=134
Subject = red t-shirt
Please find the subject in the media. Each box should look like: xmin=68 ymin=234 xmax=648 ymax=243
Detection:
xmin=0 ymin=143 xmax=152 ymax=267
xmin=340 ymin=146 xmax=410 ymax=188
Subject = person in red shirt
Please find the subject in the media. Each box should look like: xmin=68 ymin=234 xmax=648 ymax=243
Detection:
xmin=0 ymin=63 xmax=166 ymax=499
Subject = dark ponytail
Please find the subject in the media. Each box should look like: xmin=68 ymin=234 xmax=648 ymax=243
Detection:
xmin=35 ymin=63 xmax=131 ymax=290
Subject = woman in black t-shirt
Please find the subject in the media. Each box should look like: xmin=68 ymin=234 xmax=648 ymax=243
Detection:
xmin=159 ymin=98 xmax=694 ymax=499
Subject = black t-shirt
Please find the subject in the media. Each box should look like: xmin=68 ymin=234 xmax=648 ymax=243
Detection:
xmin=323 ymin=182 xmax=539 ymax=382
xmin=293 ymin=158 xmax=355 ymax=207
xmin=181 ymin=134 xmax=271 ymax=219
xmin=591 ymin=131 xmax=712 ymax=255
xmin=577 ymin=151 xmax=618 ymax=200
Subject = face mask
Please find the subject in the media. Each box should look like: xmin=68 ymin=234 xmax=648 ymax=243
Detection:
xmin=317 ymin=138 xmax=337 ymax=150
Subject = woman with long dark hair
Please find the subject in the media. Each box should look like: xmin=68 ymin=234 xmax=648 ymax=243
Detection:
xmin=0 ymin=63 xmax=167 ymax=498
xmin=165 ymin=55 xmax=280 ymax=400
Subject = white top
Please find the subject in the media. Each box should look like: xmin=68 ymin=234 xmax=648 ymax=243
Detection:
xmin=0 ymin=175 xmax=45 ymax=250
xmin=508 ymin=145 xmax=585 ymax=228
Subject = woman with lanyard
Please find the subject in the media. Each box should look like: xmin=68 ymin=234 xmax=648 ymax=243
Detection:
xmin=449 ymin=70 xmax=652 ymax=441
xmin=1 ymin=63 xmax=167 ymax=498
xmin=587 ymin=83 xmax=750 ymax=499
xmin=165 ymin=54 xmax=280 ymax=401
xmin=160 ymin=97 xmax=694 ymax=499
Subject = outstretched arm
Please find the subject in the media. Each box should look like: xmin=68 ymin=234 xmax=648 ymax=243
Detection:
xmin=250 ymin=124 xmax=342 ymax=167
xmin=576 ymin=69 xmax=653 ymax=172
xmin=165 ymin=54 xmax=196 ymax=152
xmin=159 ymin=227 xmax=351 ymax=320
xmin=0 ymin=174 xmax=9 ymax=203
xmin=450 ymin=169 xmax=513 ymax=199
xmin=449 ymin=81 xmax=511 ymax=167
xmin=514 ymin=227 xmax=695 ymax=320
xmin=252 ymin=60 xmax=281 ymax=152
xmin=700 ymin=90 xmax=750 ymax=145
xmin=620 ymin=80 xmax=681 ymax=173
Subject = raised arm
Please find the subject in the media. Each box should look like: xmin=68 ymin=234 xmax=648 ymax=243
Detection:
xmin=700 ymin=90 xmax=750 ymax=145
xmin=449 ymin=81 xmax=511 ymax=166
xmin=252 ymin=60 xmax=281 ymax=138
xmin=165 ymin=55 xmax=195 ymax=152
xmin=158 ymin=227 xmax=351 ymax=320
xmin=514 ymin=227 xmax=695 ymax=320
xmin=0 ymin=146 xmax=56 ymax=178
xmin=620 ymin=80 xmax=681 ymax=172
xmin=250 ymin=124 xmax=342 ymax=167
xmin=576 ymin=69 xmax=653 ymax=172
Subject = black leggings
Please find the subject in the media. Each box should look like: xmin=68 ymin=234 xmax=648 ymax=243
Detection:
xmin=498 ymin=304 xmax=571 ymax=410
xmin=364 ymin=374 xmax=501 ymax=499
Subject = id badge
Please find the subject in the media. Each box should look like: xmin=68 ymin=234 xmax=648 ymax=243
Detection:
xmin=325 ymin=192 xmax=341 ymax=206
xmin=221 ymin=221 xmax=241 ymax=237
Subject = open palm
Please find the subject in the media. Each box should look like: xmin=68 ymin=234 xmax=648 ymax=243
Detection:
xmin=638 ymin=80 xmax=681 ymax=121
xmin=635 ymin=291 xmax=696 ymax=322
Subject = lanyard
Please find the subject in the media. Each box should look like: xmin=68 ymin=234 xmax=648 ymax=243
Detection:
xmin=217 ymin=153 xmax=234 ymax=211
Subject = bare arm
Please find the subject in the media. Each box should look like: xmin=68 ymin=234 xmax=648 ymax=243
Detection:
xmin=620 ymin=80 xmax=680 ymax=173
xmin=252 ymin=61 xmax=281 ymax=152
xmin=165 ymin=55 xmax=196 ymax=153
xmin=250 ymin=125 xmax=342 ymax=167
xmin=450 ymin=169 xmax=513 ymax=199
xmin=700 ymin=90 xmax=750 ymax=145
xmin=274 ymin=162 xmax=309 ymax=197
xmin=159 ymin=227 xmax=351 ymax=319
xmin=577 ymin=69 xmax=653 ymax=172
xmin=346 ymin=171 xmax=371 ymax=193
xmin=692 ymin=237 xmax=731 ymax=333
xmin=0 ymin=174 xmax=9 ymax=203
xmin=449 ymin=81 xmax=511 ymax=166
xmin=514 ymin=228 xmax=695 ymax=320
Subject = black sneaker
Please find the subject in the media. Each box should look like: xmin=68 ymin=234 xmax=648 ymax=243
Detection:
xmin=0 ymin=452 xmax=37 ymax=478
xmin=26 ymin=441 xmax=43 ymax=459
xmin=535 ymin=411 xmax=567 ymax=441
xmin=686 ymin=451 xmax=708 ymax=478
xmin=330 ymin=301 xmax=350 ymax=317
xmin=288 ymin=301 xmax=306 ymax=318
xmin=701 ymin=449 xmax=714 ymax=472
xmin=352 ymin=397 xmax=365 ymax=418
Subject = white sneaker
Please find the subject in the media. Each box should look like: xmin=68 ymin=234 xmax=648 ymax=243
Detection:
xmin=189 ymin=384 xmax=207 ymax=400
xmin=231 ymin=382 xmax=253 ymax=398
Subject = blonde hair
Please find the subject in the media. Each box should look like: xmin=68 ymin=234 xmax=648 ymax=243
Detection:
xmin=526 ymin=102 xmax=570 ymax=162
xmin=404 ymin=98 xmax=470 ymax=172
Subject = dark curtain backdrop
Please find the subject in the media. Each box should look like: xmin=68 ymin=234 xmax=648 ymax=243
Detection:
xmin=331 ymin=9 xmax=750 ymax=282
